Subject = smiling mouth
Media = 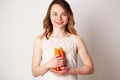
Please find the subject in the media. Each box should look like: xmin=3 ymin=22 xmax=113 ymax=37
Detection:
xmin=56 ymin=22 xmax=63 ymax=25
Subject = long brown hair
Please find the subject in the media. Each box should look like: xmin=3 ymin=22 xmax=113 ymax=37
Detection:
xmin=42 ymin=0 xmax=77 ymax=39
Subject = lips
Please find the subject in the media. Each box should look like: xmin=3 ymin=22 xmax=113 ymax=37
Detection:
xmin=56 ymin=22 xmax=63 ymax=25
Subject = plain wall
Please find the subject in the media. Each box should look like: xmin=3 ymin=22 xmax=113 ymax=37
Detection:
xmin=0 ymin=0 xmax=120 ymax=80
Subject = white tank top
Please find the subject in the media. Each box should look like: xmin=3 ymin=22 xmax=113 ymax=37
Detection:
xmin=40 ymin=34 xmax=78 ymax=80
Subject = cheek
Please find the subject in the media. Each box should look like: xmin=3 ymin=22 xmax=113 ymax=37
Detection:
xmin=50 ymin=16 xmax=55 ymax=22
xmin=50 ymin=17 xmax=54 ymax=24
xmin=64 ymin=17 xmax=68 ymax=23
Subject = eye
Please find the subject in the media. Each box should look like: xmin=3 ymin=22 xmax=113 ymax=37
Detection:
xmin=53 ymin=13 xmax=57 ymax=16
xmin=62 ymin=13 xmax=67 ymax=16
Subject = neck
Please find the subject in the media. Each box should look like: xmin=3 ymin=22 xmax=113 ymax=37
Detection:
xmin=51 ymin=27 xmax=67 ymax=38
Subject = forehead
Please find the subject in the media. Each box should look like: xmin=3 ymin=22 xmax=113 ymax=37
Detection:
xmin=50 ymin=4 xmax=66 ymax=13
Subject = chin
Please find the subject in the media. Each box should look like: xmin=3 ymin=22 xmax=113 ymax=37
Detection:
xmin=54 ymin=24 xmax=66 ymax=28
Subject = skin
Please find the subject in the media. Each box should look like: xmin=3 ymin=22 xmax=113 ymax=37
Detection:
xmin=50 ymin=4 xmax=69 ymax=38
xmin=32 ymin=4 xmax=94 ymax=77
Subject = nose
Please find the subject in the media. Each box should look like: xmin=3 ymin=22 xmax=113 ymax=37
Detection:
xmin=57 ymin=15 xmax=62 ymax=21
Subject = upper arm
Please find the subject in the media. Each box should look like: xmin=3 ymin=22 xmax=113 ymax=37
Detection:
xmin=76 ymin=35 xmax=94 ymax=68
xmin=32 ymin=36 xmax=43 ymax=68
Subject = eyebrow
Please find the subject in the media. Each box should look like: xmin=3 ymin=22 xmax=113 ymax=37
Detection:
xmin=51 ymin=12 xmax=67 ymax=14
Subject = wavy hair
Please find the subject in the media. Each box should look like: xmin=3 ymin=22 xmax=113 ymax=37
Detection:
xmin=42 ymin=0 xmax=77 ymax=39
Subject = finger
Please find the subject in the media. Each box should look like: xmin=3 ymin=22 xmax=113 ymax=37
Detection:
xmin=57 ymin=63 xmax=64 ymax=67
xmin=58 ymin=59 xmax=66 ymax=65
xmin=53 ymin=69 xmax=68 ymax=76
xmin=57 ymin=58 xmax=66 ymax=64
xmin=55 ymin=55 xmax=60 ymax=58
xmin=57 ymin=57 xmax=66 ymax=60
xmin=50 ymin=68 xmax=56 ymax=72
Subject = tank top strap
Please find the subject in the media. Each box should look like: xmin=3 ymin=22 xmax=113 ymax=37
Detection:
xmin=70 ymin=34 xmax=77 ymax=53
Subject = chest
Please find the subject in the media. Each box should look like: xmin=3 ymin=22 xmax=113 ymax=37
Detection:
xmin=41 ymin=37 xmax=77 ymax=64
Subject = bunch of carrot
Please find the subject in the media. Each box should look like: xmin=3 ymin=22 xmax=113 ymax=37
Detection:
xmin=53 ymin=47 xmax=65 ymax=71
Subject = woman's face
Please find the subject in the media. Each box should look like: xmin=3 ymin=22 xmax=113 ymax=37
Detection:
xmin=50 ymin=4 xmax=68 ymax=28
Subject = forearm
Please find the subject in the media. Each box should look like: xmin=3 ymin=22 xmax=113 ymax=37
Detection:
xmin=32 ymin=62 xmax=50 ymax=77
xmin=68 ymin=65 xmax=94 ymax=75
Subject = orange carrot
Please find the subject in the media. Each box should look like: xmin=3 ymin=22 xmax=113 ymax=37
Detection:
xmin=59 ymin=47 xmax=65 ymax=71
xmin=59 ymin=47 xmax=65 ymax=57
xmin=52 ymin=48 xmax=65 ymax=71
xmin=54 ymin=48 xmax=60 ymax=71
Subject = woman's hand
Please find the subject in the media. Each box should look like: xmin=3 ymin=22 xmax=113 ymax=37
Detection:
xmin=48 ymin=55 xmax=70 ymax=75
xmin=47 ymin=55 xmax=66 ymax=69
xmin=50 ymin=66 xmax=70 ymax=75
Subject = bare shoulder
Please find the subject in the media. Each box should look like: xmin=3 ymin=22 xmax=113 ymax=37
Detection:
xmin=74 ymin=34 xmax=84 ymax=43
xmin=74 ymin=34 xmax=87 ymax=48
xmin=33 ymin=34 xmax=45 ymax=47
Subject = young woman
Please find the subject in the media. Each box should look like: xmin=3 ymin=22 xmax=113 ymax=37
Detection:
xmin=32 ymin=0 xmax=94 ymax=80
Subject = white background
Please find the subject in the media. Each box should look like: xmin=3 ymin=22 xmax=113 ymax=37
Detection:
xmin=0 ymin=0 xmax=120 ymax=80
